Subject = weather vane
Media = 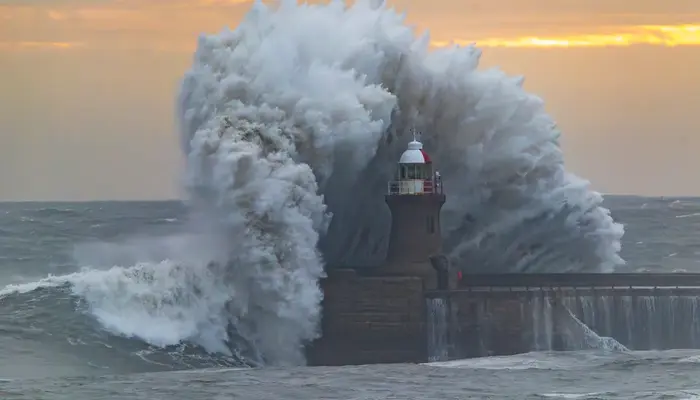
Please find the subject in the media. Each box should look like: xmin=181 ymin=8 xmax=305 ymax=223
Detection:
xmin=411 ymin=125 xmax=421 ymax=142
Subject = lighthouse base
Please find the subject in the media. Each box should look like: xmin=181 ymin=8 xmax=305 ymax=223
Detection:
xmin=306 ymin=269 xmax=427 ymax=366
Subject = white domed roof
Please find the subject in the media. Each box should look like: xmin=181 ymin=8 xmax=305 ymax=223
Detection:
xmin=399 ymin=140 xmax=432 ymax=164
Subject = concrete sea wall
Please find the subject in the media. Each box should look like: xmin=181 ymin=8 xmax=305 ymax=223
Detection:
xmin=426 ymin=289 xmax=700 ymax=361
xmin=308 ymin=272 xmax=700 ymax=366
xmin=307 ymin=270 xmax=427 ymax=365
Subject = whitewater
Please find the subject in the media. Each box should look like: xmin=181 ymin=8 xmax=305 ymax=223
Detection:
xmin=0 ymin=0 xmax=624 ymax=367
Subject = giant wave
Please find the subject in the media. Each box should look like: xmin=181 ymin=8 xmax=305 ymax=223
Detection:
xmin=0 ymin=0 xmax=624 ymax=368
xmin=178 ymin=0 xmax=624 ymax=360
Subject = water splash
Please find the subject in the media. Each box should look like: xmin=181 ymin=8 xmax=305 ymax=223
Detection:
xmin=427 ymin=297 xmax=450 ymax=361
xmin=180 ymin=0 xmax=623 ymax=272
xmin=426 ymin=292 xmax=700 ymax=360
xmin=2 ymin=0 xmax=625 ymax=365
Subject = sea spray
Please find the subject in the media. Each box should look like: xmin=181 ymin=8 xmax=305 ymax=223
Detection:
xmin=0 ymin=0 xmax=624 ymax=365
xmin=180 ymin=0 xmax=624 ymax=272
xmin=177 ymin=0 xmax=624 ymax=360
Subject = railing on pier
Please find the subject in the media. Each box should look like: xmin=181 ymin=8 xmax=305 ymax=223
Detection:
xmin=456 ymin=273 xmax=700 ymax=289
xmin=425 ymin=273 xmax=700 ymax=298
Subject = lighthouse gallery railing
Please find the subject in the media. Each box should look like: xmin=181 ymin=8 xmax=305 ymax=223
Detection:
xmin=387 ymin=178 xmax=443 ymax=195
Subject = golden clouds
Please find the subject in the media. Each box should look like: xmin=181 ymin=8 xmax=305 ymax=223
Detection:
xmin=0 ymin=41 xmax=84 ymax=51
xmin=433 ymin=24 xmax=700 ymax=48
xmin=3 ymin=1 xmax=700 ymax=51
xmin=0 ymin=0 xmax=251 ymax=52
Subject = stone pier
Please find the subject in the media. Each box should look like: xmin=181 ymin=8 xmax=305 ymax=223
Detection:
xmin=307 ymin=273 xmax=700 ymax=366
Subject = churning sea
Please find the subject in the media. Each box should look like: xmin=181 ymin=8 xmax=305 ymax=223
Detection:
xmin=2 ymin=195 xmax=700 ymax=399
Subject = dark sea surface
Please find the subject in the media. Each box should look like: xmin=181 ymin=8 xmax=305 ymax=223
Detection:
xmin=2 ymin=196 xmax=700 ymax=399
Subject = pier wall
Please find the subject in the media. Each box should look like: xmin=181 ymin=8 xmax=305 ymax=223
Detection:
xmin=426 ymin=287 xmax=700 ymax=360
xmin=306 ymin=270 xmax=427 ymax=366
xmin=308 ymin=272 xmax=700 ymax=366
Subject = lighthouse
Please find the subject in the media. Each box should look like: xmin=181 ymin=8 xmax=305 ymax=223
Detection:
xmin=384 ymin=135 xmax=446 ymax=281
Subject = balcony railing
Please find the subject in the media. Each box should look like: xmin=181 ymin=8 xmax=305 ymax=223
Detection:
xmin=387 ymin=179 xmax=443 ymax=195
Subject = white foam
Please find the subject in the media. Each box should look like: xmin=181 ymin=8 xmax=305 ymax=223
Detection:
xmin=3 ymin=0 xmax=626 ymax=367
xmin=425 ymin=353 xmax=574 ymax=370
xmin=0 ymin=276 xmax=66 ymax=297
xmin=178 ymin=0 xmax=624 ymax=274
xmin=539 ymin=393 xmax=607 ymax=399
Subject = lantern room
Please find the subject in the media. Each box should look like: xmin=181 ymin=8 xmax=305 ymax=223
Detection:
xmin=387 ymin=139 xmax=442 ymax=195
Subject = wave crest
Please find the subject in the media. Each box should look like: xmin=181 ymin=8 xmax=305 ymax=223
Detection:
xmin=1 ymin=0 xmax=625 ymax=367
xmin=176 ymin=0 xmax=624 ymax=363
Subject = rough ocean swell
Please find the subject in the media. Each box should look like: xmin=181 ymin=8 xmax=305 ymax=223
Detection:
xmin=1 ymin=0 xmax=625 ymax=370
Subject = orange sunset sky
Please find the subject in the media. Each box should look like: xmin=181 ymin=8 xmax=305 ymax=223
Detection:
xmin=2 ymin=0 xmax=700 ymax=200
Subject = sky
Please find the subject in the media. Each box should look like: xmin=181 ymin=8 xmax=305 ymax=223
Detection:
xmin=2 ymin=0 xmax=700 ymax=200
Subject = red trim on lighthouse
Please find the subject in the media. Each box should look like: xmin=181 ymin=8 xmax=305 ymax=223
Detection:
xmin=420 ymin=149 xmax=432 ymax=163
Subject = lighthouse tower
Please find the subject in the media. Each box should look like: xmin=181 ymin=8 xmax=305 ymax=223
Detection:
xmin=384 ymin=135 xmax=446 ymax=280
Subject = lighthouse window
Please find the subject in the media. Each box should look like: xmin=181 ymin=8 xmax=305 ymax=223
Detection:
xmin=405 ymin=165 xmax=414 ymax=179
xmin=404 ymin=164 xmax=420 ymax=179
xmin=399 ymin=164 xmax=432 ymax=180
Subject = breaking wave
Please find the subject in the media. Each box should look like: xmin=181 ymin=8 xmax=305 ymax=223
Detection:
xmin=179 ymin=0 xmax=624 ymax=272
xmin=178 ymin=0 xmax=623 ymax=359
xmin=1 ymin=0 xmax=625 ymax=367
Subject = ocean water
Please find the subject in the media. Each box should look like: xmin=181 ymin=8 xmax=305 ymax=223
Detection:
xmin=1 ymin=196 xmax=700 ymax=399
xmin=5 ymin=1 xmax=696 ymax=398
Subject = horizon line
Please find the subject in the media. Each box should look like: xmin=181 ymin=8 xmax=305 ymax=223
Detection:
xmin=0 ymin=194 xmax=697 ymax=203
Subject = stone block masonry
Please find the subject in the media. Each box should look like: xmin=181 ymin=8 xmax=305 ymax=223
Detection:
xmin=306 ymin=270 xmax=427 ymax=366
xmin=308 ymin=272 xmax=700 ymax=366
